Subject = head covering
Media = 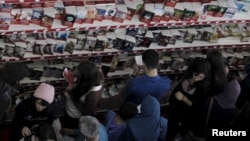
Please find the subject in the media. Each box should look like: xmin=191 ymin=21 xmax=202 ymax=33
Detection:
xmin=126 ymin=95 xmax=161 ymax=141
xmin=215 ymin=79 xmax=241 ymax=109
xmin=79 ymin=116 xmax=100 ymax=138
xmin=33 ymin=83 xmax=55 ymax=104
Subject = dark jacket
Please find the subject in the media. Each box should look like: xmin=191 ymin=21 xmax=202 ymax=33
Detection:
xmin=11 ymin=98 xmax=55 ymax=141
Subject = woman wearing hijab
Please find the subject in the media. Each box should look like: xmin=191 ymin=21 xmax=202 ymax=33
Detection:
xmin=119 ymin=95 xmax=168 ymax=141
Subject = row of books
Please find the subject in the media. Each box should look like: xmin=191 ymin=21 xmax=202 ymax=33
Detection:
xmin=0 ymin=0 xmax=250 ymax=29
xmin=17 ymin=46 xmax=250 ymax=83
xmin=0 ymin=23 xmax=250 ymax=58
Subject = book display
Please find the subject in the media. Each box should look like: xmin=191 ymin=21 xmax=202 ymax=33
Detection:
xmin=0 ymin=0 xmax=250 ymax=123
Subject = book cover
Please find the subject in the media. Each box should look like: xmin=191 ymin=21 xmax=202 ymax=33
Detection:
xmin=95 ymin=7 xmax=106 ymax=21
xmin=135 ymin=37 xmax=151 ymax=48
xmin=136 ymin=27 xmax=148 ymax=37
xmin=183 ymin=32 xmax=195 ymax=43
xmin=43 ymin=44 xmax=55 ymax=55
xmin=63 ymin=13 xmax=77 ymax=27
xmin=13 ymin=46 xmax=26 ymax=58
xmin=110 ymin=56 xmax=119 ymax=72
xmin=56 ymin=31 xmax=69 ymax=41
xmin=121 ymin=40 xmax=135 ymax=52
xmin=41 ymin=15 xmax=54 ymax=28
xmin=158 ymin=35 xmax=170 ymax=46
xmin=112 ymin=38 xmax=124 ymax=50
xmin=33 ymin=44 xmax=43 ymax=55
xmin=113 ymin=10 xmax=127 ymax=23
xmin=171 ymin=8 xmax=184 ymax=21
xmin=75 ymin=38 xmax=86 ymax=50
xmin=31 ymin=8 xmax=43 ymax=25
xmin=54 ymin=42 xmax=65 ymax=54
xmin=68 ymin=31 xmax=79 ymax=39
xmin=182 ymin=9 xmax=195 ymax=21
xmin=64 ymin=40 xmax=75 ymax=54
xmin=140 ymin=10 xmax=155 ymax=23
xmin=63 ymin=67 xmax=76 ymax=85
xmin=83 ymin=37 xmax=97 ymax=51
xmin=126 ymin=28 xmax=139 ymax=37
xmin=214 ymin=6 xmax=227 ymax=17
xmin=94 ymin=40 xmax=107 ymax=51
xmin=200 ymin=31 xmax=213 ymax=42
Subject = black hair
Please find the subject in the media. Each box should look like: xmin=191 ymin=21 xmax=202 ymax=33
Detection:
xmin=118 ymin=102 xmax=138 ymax=121
xmin=206 ymin=50 xmax=228 ymax=95
xmin=184 ymin=58 xmax=211 ymax=87
xmin=33 ymin=97 xmax=50 ymax=107
xmin=73 ymin=61 xmax=101 ymax=100
xmin=31 ymin=97 xmax=55 ymax=115
xmin=36 ymin=123 xmax=57 ymax=141
xmin=142 ymin=49 xmax=159 ymax=69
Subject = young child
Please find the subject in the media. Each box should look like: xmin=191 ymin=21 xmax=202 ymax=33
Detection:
xmin=11 ymin=83 xmax=55 ymax=141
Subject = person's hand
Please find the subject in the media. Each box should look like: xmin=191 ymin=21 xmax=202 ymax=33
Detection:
xmin=21 ymin=126 xmax=31 ymax=136
xmin=175 ymin=91 xmax=183 ymax=101
xmin=66 ymin=84 xmax=74 ymax=91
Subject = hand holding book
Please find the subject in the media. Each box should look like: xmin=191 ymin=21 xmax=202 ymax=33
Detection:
xmin=63 ymin=67 xmax=76 ymax=85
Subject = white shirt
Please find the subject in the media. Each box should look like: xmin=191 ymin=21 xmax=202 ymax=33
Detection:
xmin=66 ymin=85 xmax=102 ymax=118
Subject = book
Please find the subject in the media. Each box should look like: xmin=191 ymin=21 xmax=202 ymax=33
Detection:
xmin=43 ymin=44 xmax=55 ymax=55
xmin=183 ymin=32 xmax=195 ymax=43
xmin=121 ymin=40 xmax=135 ymax=52
xmin=13 ymin=46 xmax=26 ymax=58
xmin=33 ymin=43 xmax=43 ymax=55
xmin=75 ymin=38 xmax=86 ymax=50
xmin=83 ymin=36 xmax=97 ymax=51
xmin=64 ymin=40 xmax=75 ymax=54
xmin=63 ymin=67 xmax=76 ymax=85
xmin=135 ymin=37 xmax=151 ymax=48
xmin=110 ymin=56 xmax=119 ymax=72
xmin=56 ymin=31 xmax=69 ymax=40
xmin=54 ymin=42 xmax=65 ymax=54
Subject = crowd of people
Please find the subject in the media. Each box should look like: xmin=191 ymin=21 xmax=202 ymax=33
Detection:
xmin=0 ymin=49 xmax=249 ymax=141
